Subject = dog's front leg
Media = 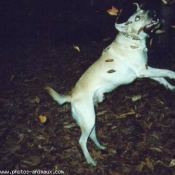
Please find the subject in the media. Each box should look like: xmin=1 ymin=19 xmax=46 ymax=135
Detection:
xmin=138 ymin=66 xmax=175 ymax=91
xmin=139 ymin=66 xmax=175 ymax=79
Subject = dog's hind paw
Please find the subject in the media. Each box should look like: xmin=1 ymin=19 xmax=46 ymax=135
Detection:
xmin=99 ymin=145 xmax=106 ymax=150
xmin=87 ymin=158 xmax=97 ymax=166
xmin=169 ymin=86 xmax=175 ymax=92
xmin=172 ymin=88 xmax=175 ymax=92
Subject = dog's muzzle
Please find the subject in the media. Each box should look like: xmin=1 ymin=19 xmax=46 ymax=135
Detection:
xmin=143 ymin=10 xmax=160 ymax=34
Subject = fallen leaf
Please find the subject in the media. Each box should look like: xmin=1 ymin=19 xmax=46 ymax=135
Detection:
xmin=135 ymin=162 xmax=146 ymax=173
xmin=92 ymin=149 xmax=104 ymax=160
xmin=145 ymin=157 xmax=154 ymax=172
xmin=103 ymin=37 xmax=111 ymax=41
xmin=156 ymin=29 xmax=165 ymax=34
xmin=150 ymin=38 xmax=153 ymax=46
xmin=18 ymin=134 xmax=25 ymax=144
xmin=161 ymin=0 xmax=168 ymax=4
xmin=20 ymin=155 xmax=41 ymax=167
xmin=39 ymin=115 xmax=47 ymax=123
xmin=132 ymin=95 xmax=142 ymax=102
xmin=169 ymin=159 xmax=175 ymax=167
xmin=97 ymin=110 xmax=107 ymax=116
xmin=64 ymin=122 xmax=76 ymax=128
xmin=10 ymin=74 xmax=15 ymax=82
xmin=107 ymin=6 xmax=119 ymax=16
xmin=143 ymin=121 xmax=151 ymax=130
xmin=35 ymin=96 xmax=40 ymax=103
xmin=73 ymin=45 xmax=80 ymax=52
xmin=114 ymin=110 xmax=136 ymax=119
xmin=149 ymin=147 xmax=162 ymax=153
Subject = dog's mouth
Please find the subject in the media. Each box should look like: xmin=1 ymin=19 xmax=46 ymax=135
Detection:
xmin=143 ymin=18 xmax=160 ymax=34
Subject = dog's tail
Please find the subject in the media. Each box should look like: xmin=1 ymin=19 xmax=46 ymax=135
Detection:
xmin=45 ymin=87 xmax=71 ymax=105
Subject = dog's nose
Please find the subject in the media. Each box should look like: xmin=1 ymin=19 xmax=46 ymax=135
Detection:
xmin=148 ymin=10 xmax=156 ymax=18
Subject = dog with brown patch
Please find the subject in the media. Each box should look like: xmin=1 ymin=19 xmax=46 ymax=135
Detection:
xmin=45 ymin=4 xmax=175 ymax=166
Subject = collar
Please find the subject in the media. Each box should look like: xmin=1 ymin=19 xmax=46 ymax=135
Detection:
xmin=121 ymin=32 xmax=140 ymax=41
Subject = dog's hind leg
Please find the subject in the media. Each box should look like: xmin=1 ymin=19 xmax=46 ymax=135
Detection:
xmin=71 ymin=101 xmax=98 ymax=166
xmin=150 ymin=77 xmax=175 ymax=91
xmin=90 ymin=127 xmax=106 ymax=150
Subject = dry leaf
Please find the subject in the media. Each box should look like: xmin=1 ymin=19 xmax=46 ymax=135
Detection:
xmin=114 ymin=110 xmax=136 ymax=119
xmin=149 ymin=38 xmax=153 ymax=46
xmin=143 ymin=121 xmax=151 ymax=130
xmin=145 ymin=157 xmax=154 ymax=172
xmin=161 ymin=0 xmax=168 ymax=4
xmin=73 ymin=45 xmax=80 ymax=52
xmin=169 ymin=159 xmax=175 ymax=167
xmin=131 ymin=95 xmax=142 ymax=102
xmin=92 ymin=149 xmax=104 ymax=160
xmin=10 ymin=75 xmax=15 ymax=82
xmin=107 ymin=6 xmax=119 ymax=16
xmin=64 ymin=123 xmax=76 ymax=129
xmin=156 ymin=29 xmax=165 ymax=34
xmin=39 ymin=115 xmax=47 ymax=123
xmin=103 ymin=37 xmax=111 ymax=41
xmin=135 ymin=162 xmax=146 ymax=173
xmin=21 ymin=155 xmax=41 ymax=166
xmin=97 ymin=110 xmax=107 ymax=116
xmin=35 ymin=96 xmax=40 ymax=103
xmin=149 ymin=147 xmax=162 ymax=153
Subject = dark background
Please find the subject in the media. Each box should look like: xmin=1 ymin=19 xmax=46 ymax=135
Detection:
xmin=1 ymin=0 xmax=166 ymax=60
xmin=0 ymin=0 xmax=150 ymax=59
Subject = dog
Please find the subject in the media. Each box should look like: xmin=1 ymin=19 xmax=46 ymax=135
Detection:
xmin=45 ymin=4 xmax=175 ymax=166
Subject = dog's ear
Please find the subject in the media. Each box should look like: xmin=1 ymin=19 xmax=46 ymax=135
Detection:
xmin=115 ymin=22 xmax=126 ymax=32
xmin=133 ymin=3 xmax=141 ymax=11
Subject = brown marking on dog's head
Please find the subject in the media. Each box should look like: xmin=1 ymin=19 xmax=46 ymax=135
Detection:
xmin=137 ymin=27 xmax=144 ymax=35
xmin=130 ymin=46 xmax=139 ymax=49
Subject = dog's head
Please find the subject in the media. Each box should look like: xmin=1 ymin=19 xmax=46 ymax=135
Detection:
xmin=115 ymin=3 xmax=160 ymax=40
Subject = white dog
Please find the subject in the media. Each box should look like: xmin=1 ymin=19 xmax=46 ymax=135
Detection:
xmin=45 ymin=4 xmax=175 ymax=166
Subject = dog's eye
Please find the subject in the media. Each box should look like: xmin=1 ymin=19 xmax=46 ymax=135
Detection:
xmin=135 ymin=16 xmax=140 ymax=21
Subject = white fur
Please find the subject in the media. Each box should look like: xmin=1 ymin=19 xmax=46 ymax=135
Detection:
xmin=45 ymin=8 xmax=175 ymax=166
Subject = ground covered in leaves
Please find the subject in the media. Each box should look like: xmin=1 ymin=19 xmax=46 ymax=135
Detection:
xmin=1 ymin=36 xmax=175 ymax=175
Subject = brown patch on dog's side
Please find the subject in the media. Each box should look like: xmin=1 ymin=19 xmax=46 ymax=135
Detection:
xmin=105 ymin=59 xmax=114 ymax=62
xmin=107 ymin=69 xmax=116 ymax=73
